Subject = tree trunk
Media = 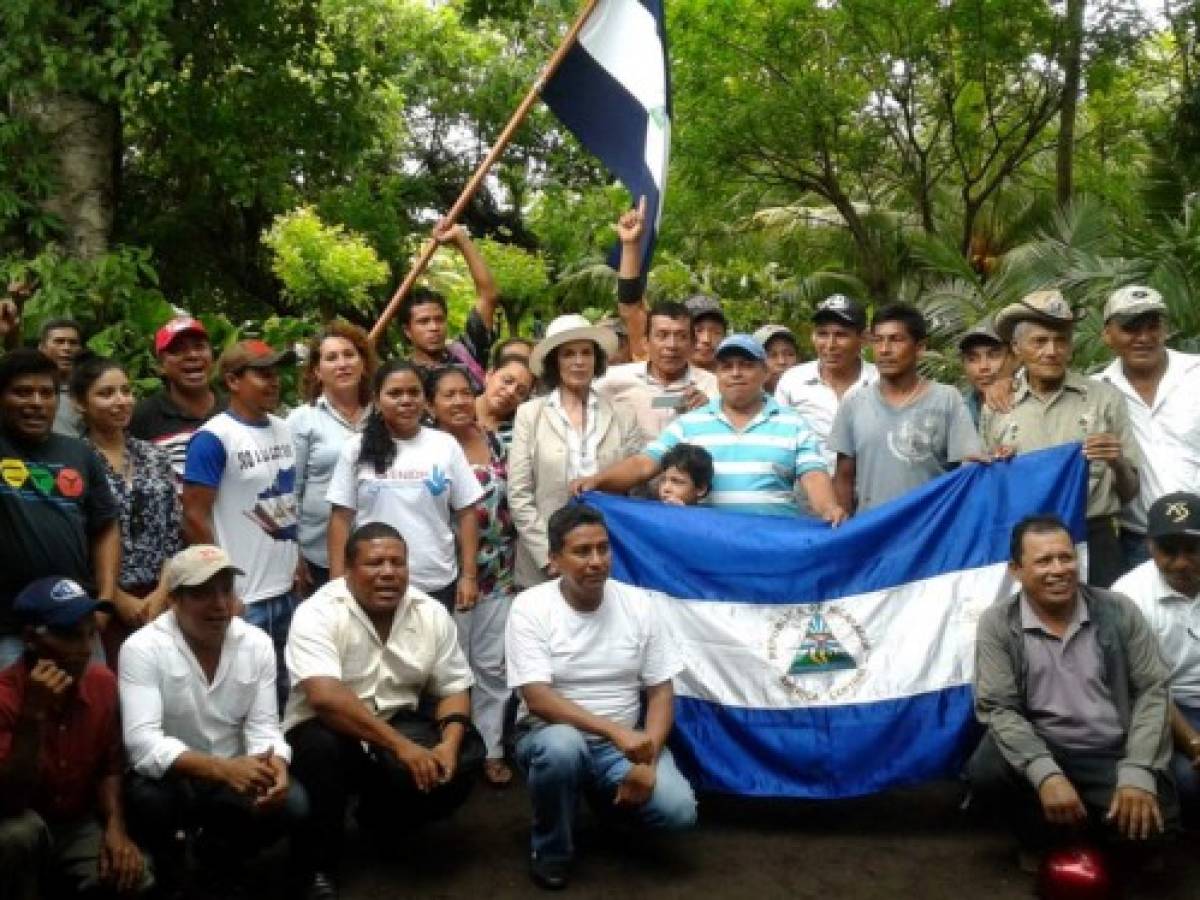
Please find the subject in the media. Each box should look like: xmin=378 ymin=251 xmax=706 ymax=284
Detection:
xmin=1056 ymin=0 xmax=1086 ymax=207
xmin=18 ymin=92 xmax=117 ymax=260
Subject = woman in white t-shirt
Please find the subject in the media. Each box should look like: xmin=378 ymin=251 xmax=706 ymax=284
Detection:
xmin=326 ymin=360 xmax=484 ymax=611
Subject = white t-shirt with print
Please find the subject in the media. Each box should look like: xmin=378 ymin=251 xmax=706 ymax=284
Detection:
xmin=506 ymin=578 xmax=683 ymax=733
xmin=326 ymin=427 xmax=483 ymax=592
xmin=184 ymin=412 xmax=299 ymax=603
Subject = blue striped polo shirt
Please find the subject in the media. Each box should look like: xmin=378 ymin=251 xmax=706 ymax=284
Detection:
xmin=644 ymin=395 xmax=826 ymax=516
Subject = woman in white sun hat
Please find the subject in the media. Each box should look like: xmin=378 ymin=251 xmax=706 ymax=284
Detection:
xmin=508 ymin=314 xmax=646 ymax=588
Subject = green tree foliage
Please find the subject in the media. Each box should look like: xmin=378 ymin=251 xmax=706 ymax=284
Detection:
xmin=263 ymin=207 xmax=391 ymax=321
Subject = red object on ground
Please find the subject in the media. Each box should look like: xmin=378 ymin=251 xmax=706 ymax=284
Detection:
xmin=1037 ymin=846 xmax=1114 ymax=900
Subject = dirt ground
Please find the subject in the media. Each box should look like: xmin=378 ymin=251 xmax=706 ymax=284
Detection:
xmin=307 ymin=778 xmax=1198 ymax=900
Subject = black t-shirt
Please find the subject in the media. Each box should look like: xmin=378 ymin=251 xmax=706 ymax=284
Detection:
xmin=0 ymin=430 xmax=120 ymax=631
xmin=130 ymin=389 xmax=226 ymax=480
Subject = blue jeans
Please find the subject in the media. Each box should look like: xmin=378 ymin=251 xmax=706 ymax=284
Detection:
xmin=242 ymin=591 xmax=300 ymax=711
xmin=514 ymin=724 xmax=697 ymax=863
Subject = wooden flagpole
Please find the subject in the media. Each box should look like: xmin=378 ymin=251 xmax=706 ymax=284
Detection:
xmin=369 ymin=0 xmax=602 ymax=346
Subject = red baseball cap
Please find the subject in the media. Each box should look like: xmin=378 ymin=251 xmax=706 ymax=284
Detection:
xmin=155 ymin=316 xmax=209 ymax=355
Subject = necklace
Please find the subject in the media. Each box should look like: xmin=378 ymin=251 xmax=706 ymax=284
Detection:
xmin=882 ymin=377 xmax=926 ymax=408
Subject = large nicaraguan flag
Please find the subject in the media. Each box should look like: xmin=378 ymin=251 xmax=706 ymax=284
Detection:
xmin=583 ymin=443 xmax=1088 ymax=799
xmin=542 ymin=0 xmax=670 ymax=268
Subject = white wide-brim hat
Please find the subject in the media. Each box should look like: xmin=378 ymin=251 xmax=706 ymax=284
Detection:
xmin=529 ymin=314 xmax=619 ymax=377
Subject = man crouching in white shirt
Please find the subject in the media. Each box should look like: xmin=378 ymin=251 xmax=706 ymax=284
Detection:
xmin=507 ymin=503 xmax=697 ymax=891
xmin=118 ymin=545 xmax=307 ymax=896
xmin=1113 ymin=492 xmax=1200 ymax=825
xmin=284 ymin=521 xmax=483 ymax=900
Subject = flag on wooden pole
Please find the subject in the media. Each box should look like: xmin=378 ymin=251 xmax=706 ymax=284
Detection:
xmin=541 ymin=0 xmax=671 ymax=269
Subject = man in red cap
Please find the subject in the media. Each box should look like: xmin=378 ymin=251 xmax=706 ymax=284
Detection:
xmin=182 ymin=340 xmax=301 ymax=709
xmin=131 ymin=315 xmax=225 ymax=481
xmin=0 ymin=577 xmax=149 ymax=897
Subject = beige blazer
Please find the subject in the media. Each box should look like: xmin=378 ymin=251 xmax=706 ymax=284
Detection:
xmin=507 ymin=392 xmax=645 ymax=588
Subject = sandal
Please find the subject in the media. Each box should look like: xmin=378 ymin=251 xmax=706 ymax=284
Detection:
xmin=484 ymin=758 xmax=514 ymax=787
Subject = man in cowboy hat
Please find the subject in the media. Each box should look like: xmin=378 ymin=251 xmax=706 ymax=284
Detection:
xmin=982 ymin=290 xmax=1140 ymax=588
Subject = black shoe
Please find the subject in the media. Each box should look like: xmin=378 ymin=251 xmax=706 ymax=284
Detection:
xmin=304 ymin=872 xmax=338 ymax=900
xmin=529 ymin=856 xmax=570 ymax=890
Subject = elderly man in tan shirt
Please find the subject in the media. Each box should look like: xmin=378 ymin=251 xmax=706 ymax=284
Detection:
xmin=982 ymin=290 xmax=1140 ymax=588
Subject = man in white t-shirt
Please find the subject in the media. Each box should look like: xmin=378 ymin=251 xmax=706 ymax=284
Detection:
xmin=506 ymin=504 xmax=696 ymax=891
xmin=284 ymin=522 xmax=481 ymax=898
xmin=1112 ymin=492 xmax=1200 ymax=821
xmin=182 ymin=339 xmax=301 ymax=708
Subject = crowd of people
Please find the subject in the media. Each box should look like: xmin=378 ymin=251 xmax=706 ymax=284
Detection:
xmin=0 ymin=202 xmax=1198 ymax=899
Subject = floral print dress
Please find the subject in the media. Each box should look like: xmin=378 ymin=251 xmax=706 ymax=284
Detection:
xmin=91 ymin=435 xmax=182 ymax=590
xmin=471 ymin=430 xmax=516 ymax=602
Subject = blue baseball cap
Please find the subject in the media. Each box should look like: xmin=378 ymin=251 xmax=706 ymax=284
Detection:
xmin=715 ymin=334 xmax=767 ymax=362
xmin=13 ymin=577 xmax=113 ymax=629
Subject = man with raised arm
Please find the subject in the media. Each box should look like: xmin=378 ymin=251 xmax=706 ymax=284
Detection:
xmin=400 ymin=221 xmax=501 ymax=394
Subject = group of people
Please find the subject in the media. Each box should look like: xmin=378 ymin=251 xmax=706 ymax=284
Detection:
xmin=0 ymin=200 xmax=1198 ymax=898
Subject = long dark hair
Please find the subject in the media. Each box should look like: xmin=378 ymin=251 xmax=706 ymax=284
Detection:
xmin=358 ymin=359 xmax=422 ymax=475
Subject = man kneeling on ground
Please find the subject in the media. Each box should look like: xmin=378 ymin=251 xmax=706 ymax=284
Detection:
xmin=507 ymin=504 xmax=697 ymax=891
xmin=0 ymin=578 xmax=150 ymax=898
xmin=119 ymin=545 xmax=307 ymax=896
xmin=284 ymin=522 xmax=483 ymax=900
xmin=968 ymin=515 xmax=1176 ymax=868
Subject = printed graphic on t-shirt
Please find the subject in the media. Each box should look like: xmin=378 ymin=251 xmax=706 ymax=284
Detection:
xmin=244 ymin=466 xmax=299 ymax=541
xmin=0 ymin=458 xmax=85 ymax=508
xmin=886 ymin=414 xmax=946 ymax=464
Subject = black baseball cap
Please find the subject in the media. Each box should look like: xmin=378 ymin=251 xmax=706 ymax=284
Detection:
xmin=812 ymin=295 xmax=867 ymax=330
xmin=1147 ymin=492 xmax=1200 ymax=541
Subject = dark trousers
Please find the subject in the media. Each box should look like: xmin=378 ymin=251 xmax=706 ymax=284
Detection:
xmin=967 ymin=732 xmax=1179 ymax=850
xmin=124 ymin=771 xmax=308 ymax=887
xmin=287 ymin=710 xmax=484 ymax=875
xmin=1086 ymin=516 xmax=1125 ymax=589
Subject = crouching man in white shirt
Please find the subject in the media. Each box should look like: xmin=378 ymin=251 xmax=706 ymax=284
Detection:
xmin=507 ymin=504 xmax=697 ymax=891
xmin=284 ymin=521 xmax=483 ymax=900
xmin=118 ymin=545 xmax=307 ymax=896
xmin=1113 ymin=491 xmax=1200 ymax=823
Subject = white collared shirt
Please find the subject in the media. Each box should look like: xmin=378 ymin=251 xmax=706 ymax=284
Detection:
xmin=594 ymin=362 xmax=720 ymax=439
xmin=1113 ymin=559 xmax=1200 ymax=707
xmin=545 ymin=388 xmax=602 ymax=481
xmin=282 ymin=577 xmax=473 ymax=732
xmin=1095 ymin=350 xmax=1200 ymax=532
xmin=775 ymin=359 xmax=878 ymax=471
xmin=118 ymin=610 xmax=291 ymax=779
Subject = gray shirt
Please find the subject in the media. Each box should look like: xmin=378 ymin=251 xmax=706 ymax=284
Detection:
xmin=52 ymin=385 xmax=83 ymax=438
xmin=287 ymin=397 xmax=368 ymax=567
xmin=1020 ymin=593 xmax=1125 ymax=755
xmin=828 ymin=382 xmax=981 ymax=512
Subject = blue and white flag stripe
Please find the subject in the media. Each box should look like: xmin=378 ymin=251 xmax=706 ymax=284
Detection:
xmin=542 ymin=0 xmax=671 ymax=268
xmin=583 ymin=443 xmax=1089 ymax=798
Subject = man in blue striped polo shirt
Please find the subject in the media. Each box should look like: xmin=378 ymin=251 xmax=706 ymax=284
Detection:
xmin=571 ymin=335 xmax=847 ymax=523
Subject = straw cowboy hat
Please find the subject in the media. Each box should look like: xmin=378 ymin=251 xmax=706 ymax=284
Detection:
xmin=529 ymin=314 xmax=619 ymax=377
xmin=994 ymin=290 xmax=1085 ymax=342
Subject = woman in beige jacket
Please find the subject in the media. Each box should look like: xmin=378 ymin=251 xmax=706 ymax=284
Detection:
xmin=508 ymin=314 xmax=645 ymax=588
